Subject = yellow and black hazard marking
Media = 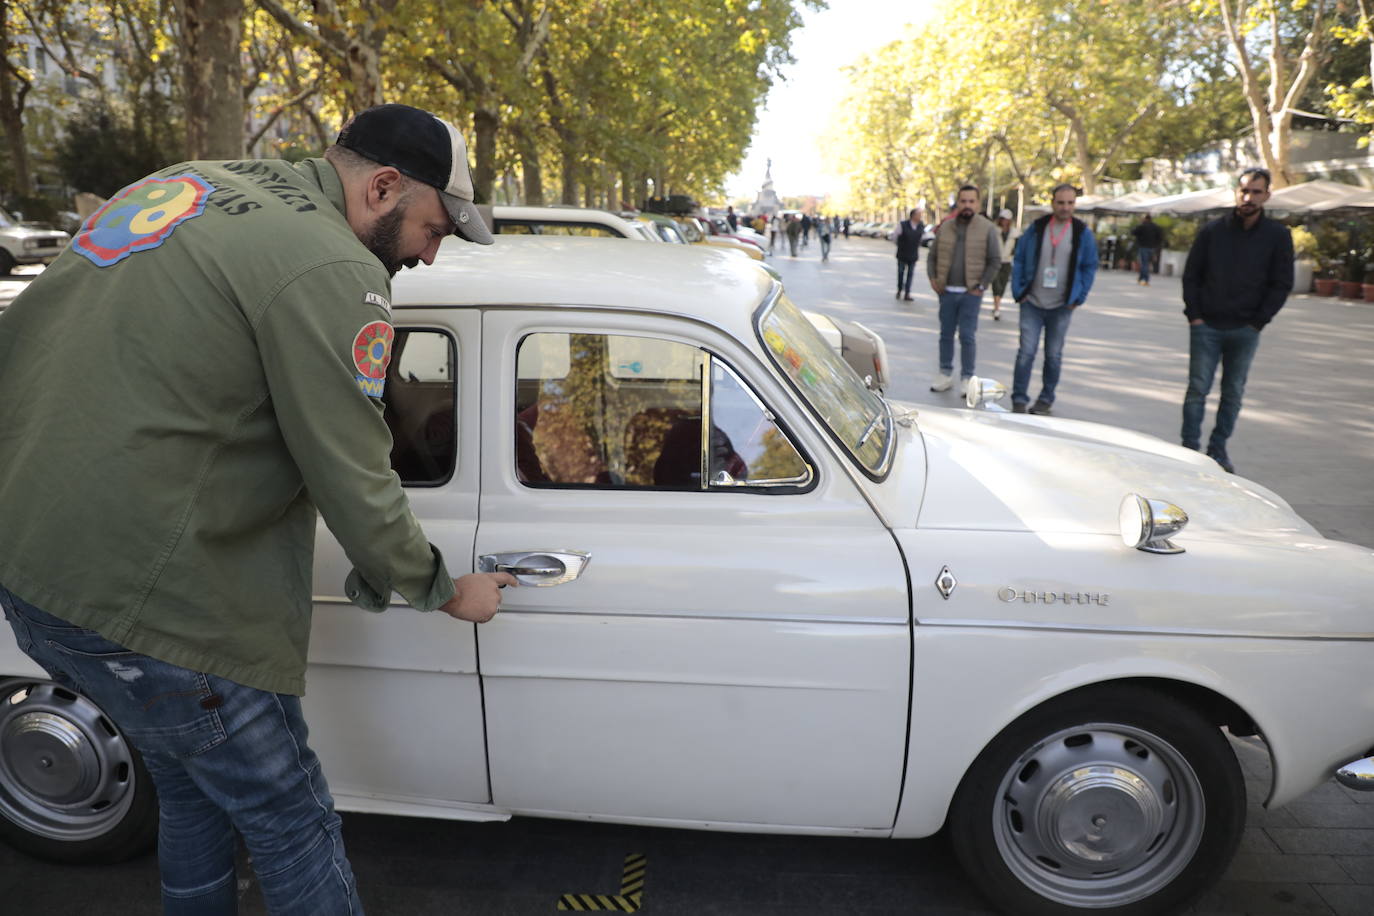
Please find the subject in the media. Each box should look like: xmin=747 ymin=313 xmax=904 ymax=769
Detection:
xmin=557 ymin=853 xmax=647 ymax=912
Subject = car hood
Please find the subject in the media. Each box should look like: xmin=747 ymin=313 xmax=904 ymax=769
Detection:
xmin=912 ymin=406 xmax=1319 ymax=543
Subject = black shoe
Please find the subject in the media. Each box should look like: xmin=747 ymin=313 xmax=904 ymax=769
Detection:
xmin=895 ymin=291 xmax=902 ymax=299
xmin=903 ymin=294 xmax=914 ymax=301
xmin=1206 ymin=446 xmax=1235 ymax=473
xmin=1012 ymin=402 xmax=1028 ymax=413
xmin=1028 ymin=400 xmax=1052 ymax=416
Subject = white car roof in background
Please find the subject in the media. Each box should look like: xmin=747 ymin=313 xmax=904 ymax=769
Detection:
xmin=393 ymin=235 xmax=776 ymax=331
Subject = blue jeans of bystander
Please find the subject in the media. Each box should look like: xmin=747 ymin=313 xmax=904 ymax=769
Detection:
xmin=1012 ymin=302 xmax=1075 ymax=407
xmin=0 ymin=584 xmax=363 ymax=916
xmin=1181 ymin=322 xmax=1261 ymax=451
xmin=896 ymin=258 xmax=916 ymax=294
xmin=937 ymin=290 xmax=982 ymax=379
xmin=1137 ymin=247 xmax=1155 ymax=282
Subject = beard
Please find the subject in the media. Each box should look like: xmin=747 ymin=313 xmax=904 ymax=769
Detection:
xmin=360 ymin=204 xmax=419 ymax=277
xmin=957 ymin=209 xmax=975 ymax=221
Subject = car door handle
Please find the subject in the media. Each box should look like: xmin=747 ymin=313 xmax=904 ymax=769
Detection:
xmin=478 ymin=550 xmax=591 ymax=587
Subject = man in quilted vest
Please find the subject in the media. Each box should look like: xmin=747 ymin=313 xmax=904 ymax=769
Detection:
xmin=926 ymin=185 xmax=1002 ymax=392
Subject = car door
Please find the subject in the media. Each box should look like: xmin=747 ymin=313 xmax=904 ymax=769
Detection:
xmin=304 ymin=311 xmax=493 ymax=807
xmin=476 ymin=308 xmax=911 ymax=830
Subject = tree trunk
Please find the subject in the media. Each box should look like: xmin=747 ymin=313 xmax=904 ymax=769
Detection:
xmin=0 ymin=0 xmax=31 ymax=195
xmin=179 ymin=0 xmax=244 ymax=160
xmin=559 ymin=142 xmax=579 ymax=205
xmin=471 ymin=108 xmax=498 ymax=205
xmin=518 ymin=131 xmax=544 ymax=206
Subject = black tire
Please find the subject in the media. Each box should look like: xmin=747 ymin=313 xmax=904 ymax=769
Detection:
xmin=0 ymin=249 xmax=15 ymax=276
xmin=0 ymin=677 xmax=158 ymax=863
xmin=948 ymin=684 xmax=1244 ymax=916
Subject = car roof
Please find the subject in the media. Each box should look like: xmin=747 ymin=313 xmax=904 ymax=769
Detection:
xmin=391 ymin=235 xmax=776 ymax=334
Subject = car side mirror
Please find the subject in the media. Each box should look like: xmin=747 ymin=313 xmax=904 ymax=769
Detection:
xmin=965 ymin=375 xmax=1008 ymax=411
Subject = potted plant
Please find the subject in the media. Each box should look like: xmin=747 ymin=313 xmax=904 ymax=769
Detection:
xmin=1312 ymin=224 xmax=1349 ymax=295
xmin=1341 ymin=251 xmax=1364 ymax=298
xmin=1290 ymin=226 xmax=1318 ymax=294
xmin=1362 ymin=267 xmax=1374 ymax=302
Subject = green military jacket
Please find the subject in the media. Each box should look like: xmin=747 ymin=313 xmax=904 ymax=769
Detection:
xmin=0 ymin=158 xmax=455 ymax=695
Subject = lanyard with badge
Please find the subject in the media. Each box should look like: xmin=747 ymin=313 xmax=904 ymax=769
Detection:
xmin=1043 ymin=219 xmax=1069 ymax=289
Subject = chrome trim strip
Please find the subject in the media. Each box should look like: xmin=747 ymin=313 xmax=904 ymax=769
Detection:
xmin=914 ymin=618 xmax=1374 ymax=641
xmin=313 ymin=596 xmax=906 ymax=627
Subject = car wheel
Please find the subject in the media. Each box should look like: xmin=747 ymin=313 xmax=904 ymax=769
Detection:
xmin=0 ymin=249 xmax=15 ymax=276
xmin=0 ymin=677 xmax=158 ymax=862
xmin=949 ymin=684 xmax=1244 ymax=916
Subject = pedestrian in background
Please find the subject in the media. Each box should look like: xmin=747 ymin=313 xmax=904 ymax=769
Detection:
xmin=785 ymin=213 xmax=801 ymax=256
xmin=926 ymin=185 xmax=1001 ymax=391
xmin=0 ymin=103 xmax=515 ymax=913
xmin=890 ymin=208 xmax=925 ymax=301
xmin=769 ymin=213 xmax=781 ymax=252
xmin=817 ymin=212 xmax=832 ymax=262
xmin=843 ymin=216 xmax=851 ymax=238
xmin=990 ymin=208 xmax=1019 ymax=320
xmin=1009 ymin=183 xmax=1098 ymax=415
xmin=801 ymin=212 xmax=812 ymax=247
xmin=727 ymin=205 xmax=738 ymax=231
xmin=1180 ymin=167 xmax=1293 ymax=474
xmin=1132 ymin=214 xmax=1164 ymax=285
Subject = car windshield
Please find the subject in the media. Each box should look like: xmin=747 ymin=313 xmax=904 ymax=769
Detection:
xmin=0 ymin=210 xmax=14 ymax=228
xmin=756 ymin=292 xmax=891 ymax=475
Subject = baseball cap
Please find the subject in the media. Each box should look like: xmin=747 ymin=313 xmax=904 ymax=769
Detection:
xmin=336 ymin=104 xmax=493 ymax=245
xmin=998 ymin=208 xmax=1013 ymax=220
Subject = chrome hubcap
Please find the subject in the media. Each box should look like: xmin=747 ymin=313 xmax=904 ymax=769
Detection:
xmin=0 ymin=680 xmax=136 ymax=842
xmin=994 ymin=724 xmax=1204 ymax=908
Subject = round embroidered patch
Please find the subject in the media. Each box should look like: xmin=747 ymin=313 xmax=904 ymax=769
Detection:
xmin=73 ymin=175 xmax=216 ymax=267
xmin=353 ymin=320 xmax=394 ymax=380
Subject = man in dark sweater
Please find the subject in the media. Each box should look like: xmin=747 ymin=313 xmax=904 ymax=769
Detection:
xmin=1180 ymin=167 xmax=1294 ymax=473
xmin=1131 ymin=214 xmax=1164 ymax=285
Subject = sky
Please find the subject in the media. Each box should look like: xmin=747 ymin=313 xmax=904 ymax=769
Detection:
xmin=724 ymin=0 xmax=940 ymax=203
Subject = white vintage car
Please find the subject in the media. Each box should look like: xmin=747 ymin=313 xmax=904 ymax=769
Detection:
xmin=2 ymin=237 xmax=1372 ymax=915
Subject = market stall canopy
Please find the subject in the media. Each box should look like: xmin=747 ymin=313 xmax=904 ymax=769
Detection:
xmin=1080 ymin=191 xmax=1159 ymax=213
xmin=1263 ymin=179 xmax=1374 ymax=215
xmin=1132 ymin=186 xmax=1235 ymax=215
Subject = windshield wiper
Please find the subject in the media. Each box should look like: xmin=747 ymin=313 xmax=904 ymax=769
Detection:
xmin=855 ymin=413 xmax=884 ymax=450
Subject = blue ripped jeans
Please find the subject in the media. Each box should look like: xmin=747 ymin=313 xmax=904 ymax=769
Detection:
xmin=1 ymin=584 xmax=362 ymax=915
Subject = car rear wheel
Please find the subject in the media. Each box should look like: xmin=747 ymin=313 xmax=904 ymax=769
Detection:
xmin=0 ymin=677 xmax=157 ymax=862
xmin=949 ymin=685 xmax=1244 ymax=916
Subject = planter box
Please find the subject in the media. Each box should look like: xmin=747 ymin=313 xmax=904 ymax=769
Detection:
xmin=1363 ymin=283 xmax=1374 ymax=302
xmin=1340 ymin=280 xmax=1363 ymax=298
xmin=1315 ymin=278 xmax=1338 ymax=296
xmin=1159 ymin=249 xmax=1186 ymax=277
xmin=1293 ymin=259 xmax=1314 ymax=294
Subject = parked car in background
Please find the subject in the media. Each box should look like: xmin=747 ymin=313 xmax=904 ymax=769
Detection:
xmin=673 ymin=215 xmax=765 ymax=261
xmin=486 ymin=205 xmax=659 ymax=241
xmin=479 ymin=205 xmax=884 ymax=391
xmin=5 ymin=237 xmax=1370 ymax=916
xmin=0 ymin=209 xmax=69 ymax=275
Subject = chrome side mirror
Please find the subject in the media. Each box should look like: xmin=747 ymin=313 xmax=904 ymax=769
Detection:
xmin=1119 ymin=494 xmax=1188 ymax=555
xmin=965 ymin=375 xmax=1008 ymax=410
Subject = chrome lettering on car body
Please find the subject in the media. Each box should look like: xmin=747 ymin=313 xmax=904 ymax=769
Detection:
xmin=998 ymin=587 xmax=1109 ymax=606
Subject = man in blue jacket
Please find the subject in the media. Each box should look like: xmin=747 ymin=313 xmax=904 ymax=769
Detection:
xmin=1010 ymin=183 xmax=1098 ymax=414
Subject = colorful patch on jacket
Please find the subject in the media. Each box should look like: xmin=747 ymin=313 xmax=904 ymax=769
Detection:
xmin=353 ymin=320 xmax=394 ymax=398
xmin=73 ymin=175 xmax=216 ymax=268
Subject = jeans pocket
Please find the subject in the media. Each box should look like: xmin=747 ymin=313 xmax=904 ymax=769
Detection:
xmin=42 ymin=640 xmax=228 ymax=758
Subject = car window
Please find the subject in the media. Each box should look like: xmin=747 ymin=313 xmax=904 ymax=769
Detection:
xmin=495 ymin=221 xmax=623 ymax=238
xmin=757 ymin=292 xmax=891 ymax=476
xmin=383 ymin=329 xmax=457 ymax=486
xmin=515 ymin=332 xmax=810 ymax=490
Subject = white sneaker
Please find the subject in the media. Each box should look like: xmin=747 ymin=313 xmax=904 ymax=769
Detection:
xmin=929 ymin=373 xmax=954 ymax=392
